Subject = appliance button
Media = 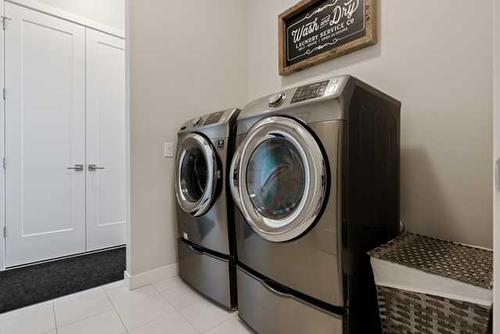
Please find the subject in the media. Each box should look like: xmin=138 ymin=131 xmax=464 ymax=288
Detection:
xmin=192 ymin=117 xmax=202 ymax=126
xmin=268 ymin=93 xmax=286 ymax=107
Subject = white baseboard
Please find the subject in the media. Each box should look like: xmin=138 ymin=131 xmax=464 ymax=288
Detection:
xmin=124 ymin=262 xmax=178 ymax=290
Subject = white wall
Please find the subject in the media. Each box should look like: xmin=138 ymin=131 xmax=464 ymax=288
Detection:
xmin=127 ymin=0 xmax=494 ymax=278
xmin=34 ymin=0 xmax=124 ymax=30
xmin=493 ymin=0 xmax=500 ymax=330
xmin=128 ymin=0 xmax=247 ymax=275
xmin=247 ymin=0 xmax=494 ymax=248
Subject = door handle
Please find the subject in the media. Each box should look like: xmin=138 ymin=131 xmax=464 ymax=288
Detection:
xmin=88 ymin=164 xmax=105 ymax=171
xmin=67 ymin=164 xmax=84 ymax=171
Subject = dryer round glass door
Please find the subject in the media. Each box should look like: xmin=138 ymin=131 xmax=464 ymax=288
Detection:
xmin=175 ymin=133 xmax=218 ymax=216
xmin=246 ymin=137 xmax=305 ymax=220
xmin=231 ymin=116 xmax=327 ymax=242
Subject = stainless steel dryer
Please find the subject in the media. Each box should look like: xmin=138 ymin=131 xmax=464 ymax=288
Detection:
xmin=230 ymin=76 xmax=401 ymax=333
xmin=176 ymin=108 xmax=239 ymax=310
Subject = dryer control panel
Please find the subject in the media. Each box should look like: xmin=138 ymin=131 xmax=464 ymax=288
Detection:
xmin=291 ymin=80 xmax=330 ymax=104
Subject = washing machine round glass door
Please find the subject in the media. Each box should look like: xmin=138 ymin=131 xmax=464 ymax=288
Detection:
xmin=230 ymin=116 xmax=327 ymax=242
xmin=175 ymin=133 xmax=218 ymax=217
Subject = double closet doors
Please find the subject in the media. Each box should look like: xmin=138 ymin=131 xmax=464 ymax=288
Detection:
xmin=4 ymin=3 xmax=126 ymax=267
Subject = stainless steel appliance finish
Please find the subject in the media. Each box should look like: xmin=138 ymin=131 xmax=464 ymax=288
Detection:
xmin=178 ymin=240 xmax=232 ymax=308
xmin=237 ymin=266 xmax=343 ymax=334
xmin=176 ymin=133 xmax=217 ymax=217
xmin=176 ymin=108 xmax=239 ymax=310
xmin=233 ymin=120 xmax=344 ymax=305
xmin=231 ymin=76 xmax=401 ymax=333
xmin=230 ymin=116 xmax=327 ymax=243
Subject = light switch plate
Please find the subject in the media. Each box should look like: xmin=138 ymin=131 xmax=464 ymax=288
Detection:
xmin=163 ymin=142 xmax=174 ymax=158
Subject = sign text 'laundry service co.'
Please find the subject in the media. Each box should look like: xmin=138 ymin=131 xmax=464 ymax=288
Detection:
xmin=279 ymin=0 xmax=377 ymax=76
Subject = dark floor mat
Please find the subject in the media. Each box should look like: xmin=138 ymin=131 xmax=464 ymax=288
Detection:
xmin=0 ymin=247 xmax=126 ymax=313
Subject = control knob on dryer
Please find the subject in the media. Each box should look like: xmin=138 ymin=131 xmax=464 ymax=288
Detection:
xmin=268 ymin=93 xmax=286 ymax=107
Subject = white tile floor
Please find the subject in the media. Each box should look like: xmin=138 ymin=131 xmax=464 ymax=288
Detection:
xmin=0 ymin=277 xmax=254 ymax=334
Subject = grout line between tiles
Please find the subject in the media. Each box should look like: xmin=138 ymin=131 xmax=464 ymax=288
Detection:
xmin=185 ymin=298 xmax=239 ymax=333
xmin=149 ymin=283 xmax=190 ymax=330
xmin=145 ymin=286 xmax=179 ymax=329
xmin=150 ymin=276 xmax=182 ymax=294
xmin=103 ymin=285 xmax=130 ymax=334
xmin=104 ymin=282 xmax=182 ymax=333
xmin=52 ymin=286 xmax=116 ymax=330
xmin=157 ymin=282 xmax=207 ymax=334
xmin=177 ymin=309 xmax=203 ymax=334
xmin=150 ymin=281 xmax=162 ymax=294
xmin=200 ymin=317 xmax=230 ymax=334
xmin=206 ymin=313 xmax=254 ymax=334
xmin=176 ymin=297 xmax=235 ymax=334
xmin=51 ymin=302 xmax=58 ymax=334
xmin=201 ymin=312 xmax=239 ymax=334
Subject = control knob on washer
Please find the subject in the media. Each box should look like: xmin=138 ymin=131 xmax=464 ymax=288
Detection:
xmin=192 ymin=117 xmax=202 ymax=126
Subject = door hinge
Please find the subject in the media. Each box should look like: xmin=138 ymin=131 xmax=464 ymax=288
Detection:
xmin=2 ymin=88 xmax=5 ymax=100
xmin=2 ymin=227 xmax=5 ymax=238
xmin=1 ymin=16 xmax=11 ymax=31
xmin=2 ymin=157 xmax=5 ymax=169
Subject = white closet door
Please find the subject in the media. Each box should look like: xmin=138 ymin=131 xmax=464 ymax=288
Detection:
xmin=86 ymin=29 xmax=126 ymax=251
xmin=4 ymin=3 xmax=86 ymax=267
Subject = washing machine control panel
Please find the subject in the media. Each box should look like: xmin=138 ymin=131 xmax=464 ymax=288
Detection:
xmin=186 ymin=112 xmax=225 ymax=130
xmin=203 ymin=111 xmax=224 ymax=125
xmin=191 ymin=117 xmax=203 ymax=126
xmin=291 ymin=80 xmax=330 ymax=104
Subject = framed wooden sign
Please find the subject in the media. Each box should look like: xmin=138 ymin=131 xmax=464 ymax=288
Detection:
xmin=279 ymin=0 xmax=377 ymax=76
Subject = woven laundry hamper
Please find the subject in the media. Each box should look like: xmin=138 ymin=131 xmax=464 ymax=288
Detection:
xmin=368 ymin=233 xmax=493 ymax=334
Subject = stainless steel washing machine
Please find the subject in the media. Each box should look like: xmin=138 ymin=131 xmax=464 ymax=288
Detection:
xmin=230 ymin=76 xmax=401 ymax=333
xmin=176 ymin=108 xmax=239 ymax=310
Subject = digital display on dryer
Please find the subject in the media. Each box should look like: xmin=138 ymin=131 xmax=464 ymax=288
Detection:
xmin=291 ymin=80 xmax=329 ymax=104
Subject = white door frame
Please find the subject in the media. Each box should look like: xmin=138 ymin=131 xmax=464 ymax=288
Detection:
xmin=494 ymin=0 xmax=500 ymax=330
xmin=0 ymin=0 xmax=5 ymax=271
xmin=124 ymin=0 xmax=131 ymax=276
